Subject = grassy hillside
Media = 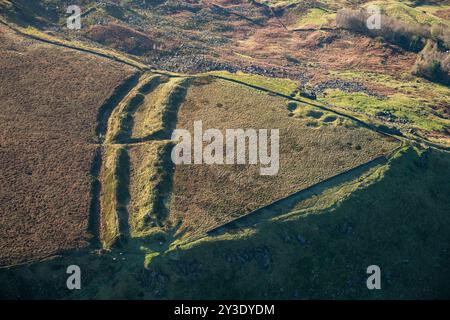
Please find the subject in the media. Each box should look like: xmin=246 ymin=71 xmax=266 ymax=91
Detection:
xmin=1 ymin=146 xmax=449 ymax=299
xmin=171 ymin=77 xmax=399 ymax=238
xmin=0 ymin=0 xmax=449 ymax=300
xmin=149 ymin=147 xmax=450 ymax=299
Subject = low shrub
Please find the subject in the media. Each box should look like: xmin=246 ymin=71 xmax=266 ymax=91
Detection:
xmin=336 ymin=9 xmax=428 ymax=52
xmin=430 ymin=24 xmax=450 ymax=50
xmin=413 ymin=41 xmax=450 ymax=85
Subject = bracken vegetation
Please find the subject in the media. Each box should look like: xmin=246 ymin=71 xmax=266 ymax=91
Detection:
xmin=0 ymin=25 xmax=135 ymax=265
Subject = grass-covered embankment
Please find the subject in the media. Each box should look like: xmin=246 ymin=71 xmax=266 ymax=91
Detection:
xmin=148 ymin=147 xmax=450 ymax=299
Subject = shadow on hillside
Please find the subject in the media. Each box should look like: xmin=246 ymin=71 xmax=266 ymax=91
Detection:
xmin=149 ymin=147 xmax=450 ymax=299
xmin=1 ymin=148 xmax=450 ymax=299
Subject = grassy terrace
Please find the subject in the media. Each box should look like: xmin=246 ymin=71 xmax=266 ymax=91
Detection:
xmin=99 ymin=73 xmax=191 ymax=245
xmin=105 ymin=73 xmax=160 ymax=143
xmin=131 ymin=77 xmax=191 ymax=141
xmin=99 ymin=146 xmax=123 ymax=248
xmin=128 ymin=142 xmax=174 ymax=238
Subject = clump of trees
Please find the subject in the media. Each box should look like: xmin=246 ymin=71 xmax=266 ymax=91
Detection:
xmin=430 ymin=24 xmax=450 ymax=50
xmin=413 ymin=40 xmax=450 ymax=85
xmin=336 ymin=9 xmax=428 ymax=52
xmin=336 ymin=9 xmax=450 ymax=85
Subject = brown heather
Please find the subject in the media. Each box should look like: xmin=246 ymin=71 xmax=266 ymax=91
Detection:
xmin=0 ymin=25 xmax=135 ymax=265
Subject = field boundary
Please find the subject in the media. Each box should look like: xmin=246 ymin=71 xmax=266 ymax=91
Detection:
xmin=206 ymin=149 xmax=397 ymax=236
xmin=210 ymin=75 xmax=400 ymax=138
xmin=87 ymin=148 xmax=102 ymax=247
xmin=96 ymin=72 xmax=142 ymax=141
xmin=58 ymin=4 xmax=98 ymax=28
xmin=212 ymin=74 xmax=450 ymax=154
xmin=0 ymin=18 xmax=149 ymax=71
xmin=96 ymin=72 xmax=191 ymax=247
xmin=107 ymin=74 xmax=165 ymax=143
xmin=2 ymin=17 xmax=446 ymax=152
xmin=211 ymin=3 xmax=265 ymax=27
